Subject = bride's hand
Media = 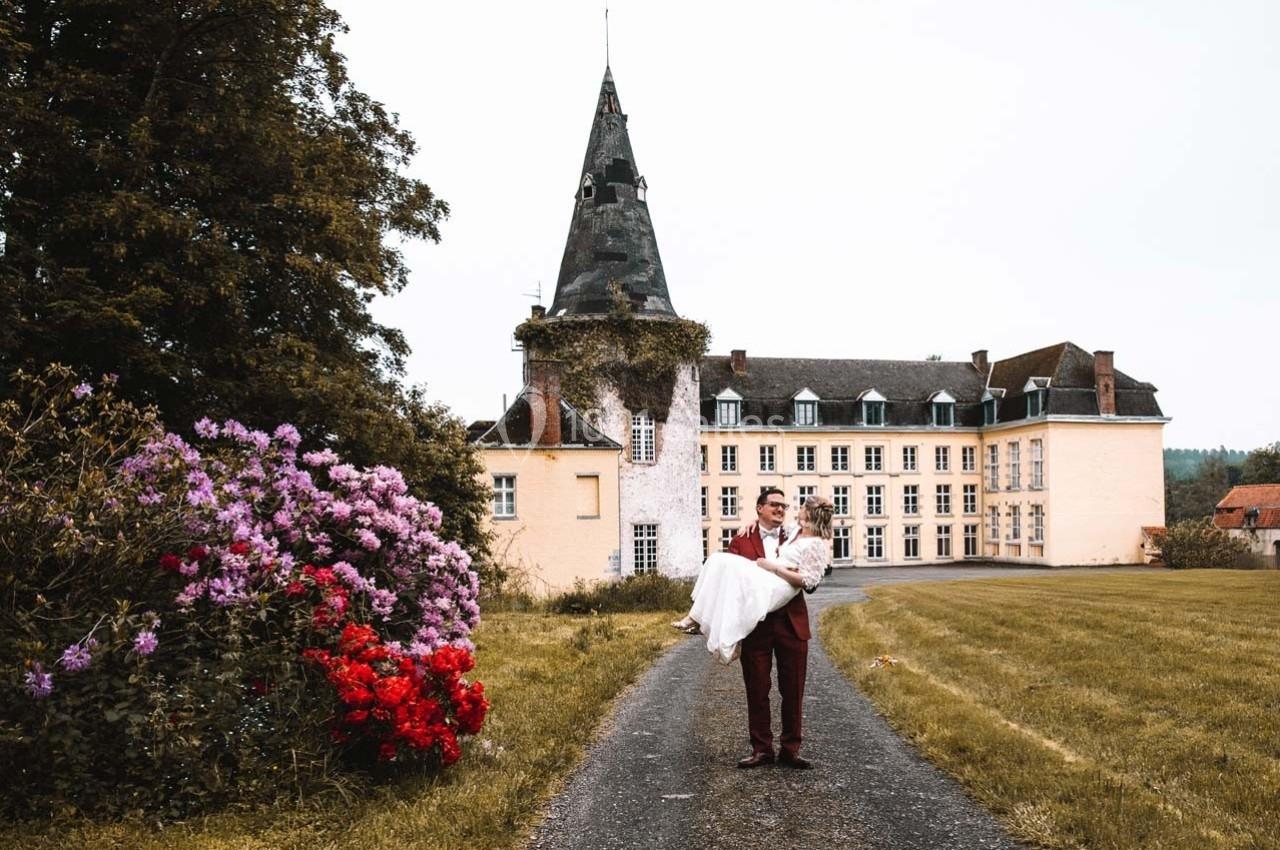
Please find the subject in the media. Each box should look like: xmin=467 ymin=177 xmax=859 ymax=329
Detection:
xmin=736 ymin=521 xmax=758 ymax=539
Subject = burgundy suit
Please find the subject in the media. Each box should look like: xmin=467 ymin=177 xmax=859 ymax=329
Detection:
xmin=727 ymin=527 xmax=810 ymax=758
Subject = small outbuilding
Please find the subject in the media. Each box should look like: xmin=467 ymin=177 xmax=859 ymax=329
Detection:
xmin=1213 ymin=484 xmax=1280 ymax=567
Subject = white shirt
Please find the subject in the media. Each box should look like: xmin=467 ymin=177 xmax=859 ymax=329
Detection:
xmin=759 ymin=523 xmax=785 ymax=560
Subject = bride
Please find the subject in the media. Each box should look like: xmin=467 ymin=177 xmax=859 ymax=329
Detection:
xmin=674 ymin=495 xmax=833 ymax=664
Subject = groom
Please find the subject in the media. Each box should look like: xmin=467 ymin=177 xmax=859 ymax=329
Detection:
xmin=727 ymin=487 xmax=814 ymax=769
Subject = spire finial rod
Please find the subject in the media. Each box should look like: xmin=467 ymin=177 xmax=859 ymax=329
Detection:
xmin=605 ymin=3 xmax=610 ymax=67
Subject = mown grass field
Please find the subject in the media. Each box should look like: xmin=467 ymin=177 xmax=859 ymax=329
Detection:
xmin=822 ymin=570 xmax=1280 ymax=850
xmin=3 ymin=611 xmax=680 ymax=850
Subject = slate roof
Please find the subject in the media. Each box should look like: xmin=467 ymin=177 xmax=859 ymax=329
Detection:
xmin=470 ymin=389 xmax=620 ymax=449
xmin=1213 ymin=484 xmax=1280 ymax=530
xmin=699 ymin=355 xmax=988 ymax=427
xmin=987 ymin=342 xmax=1163 ymax=423
xmin=549 ymin=67 xmax=676 ymax=318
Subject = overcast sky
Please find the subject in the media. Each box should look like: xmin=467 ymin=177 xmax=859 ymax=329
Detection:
xmin=329 ymin=0 xmax=1278 ymax=450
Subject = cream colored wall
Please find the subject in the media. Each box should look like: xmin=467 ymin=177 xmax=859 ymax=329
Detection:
xmin=979 ymin=423 xmax=1053 ymax=564
xmin=699 ymin=429 xmax=985 ymax=566
xmin=1037 ymin=421 xmax=1165 ymax=565
xmin=480 ymin=446 xmax=620 ymax=594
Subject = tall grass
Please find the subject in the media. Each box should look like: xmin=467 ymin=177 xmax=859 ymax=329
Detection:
xmin=822 ymin=571 xmax=1280 ymax=850
xmin=2 ymin=612 xmax=680 ymax=850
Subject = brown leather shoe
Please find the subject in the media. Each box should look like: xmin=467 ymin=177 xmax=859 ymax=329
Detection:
xmin=736 ymin=751 xmax=775 ymax=769
xmin=778 ymin=752 xmax=813 ymax=770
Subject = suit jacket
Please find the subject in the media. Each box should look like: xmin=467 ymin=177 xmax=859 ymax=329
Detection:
xmin=726 ymin=526 xmax=811 ymax=641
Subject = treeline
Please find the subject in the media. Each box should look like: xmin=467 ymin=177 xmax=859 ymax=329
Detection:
xmin=1164 ymin=443 xmax=1280 ymax=524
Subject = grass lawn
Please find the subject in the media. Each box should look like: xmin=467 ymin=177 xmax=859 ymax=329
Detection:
xmin=2 ymin=611 xmax=680 ymax=850
xmin=822 ymin=570 xmax=1280 ymax=850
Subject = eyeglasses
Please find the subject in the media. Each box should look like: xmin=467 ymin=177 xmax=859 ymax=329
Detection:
xmin=764 ymin=501 xmax=789 ymax=510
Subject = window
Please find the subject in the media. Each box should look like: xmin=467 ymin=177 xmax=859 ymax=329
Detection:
xmin=577 ymin=475 xmax=600 ymax=518
xmin=935 ymin=484 xmax=952 ymax=516
xmin=633 ymin=524 xmax=658 ymax=574
xmin=700 ymin=486 xmax=708 ymax=519
xmin=717 ymin=397 xmax=741 ymax=427
xmin=863 ymin=400 xmax=885 ymax=426
xmin=936 ymin=525 xmax=953 ymax=559
xmin=796 ymin=484 xmax=817 ymax=508
xmin=636 ymin=175 xmax=647 ymax=202
xmin=988 ymin=505 xmax=1000 ymax=540
xmin=904 ymin=525 xmax=920 ymax=559
xmin=986 ymin=445 xmax=999 ymax=490
xmin=831 ymin=445 xmax=849 ymax=472
xmin=700 ymin=445 xmax=707 ymax=473
xmin=932 ymin=402 xmax=954 ymax=427
xmin=1030 ymin=439 xmax=1044 ymax=489
xmin=1027 ymin=390 xmax=1045 ymax=418
xmin=833 ymin=485 xmax=850 ymax=517
xmin=982 ymin=397 xmax=998 ymax=425
xmin=492 ymin=475 xmax=516 ymax=518
xmin=865 ymin=445 xmax=884 ymax=472
xmin=794 ymin=400 xmax=818 ymax=426
xmin=702 ymin=527 xmax=709 ymax=560
xmin=963 ymin=484 xmax=978 ymax=515
xmin=961 ymin=445 xmax=976 ymax=473
xmin=720 ymin=527 xmax=734 ymax=551
xmin=866 ymin=485 xmax=884 ymax=516
xmin=935 ymin=445 xmax=951 ymax=472
xmin=832 ymin=527 xmax=851 ymax=561
xmin=1008 ymin=442 xmax=1021 ymax=489
xmin=902 ymin=445 xmax=918 ymax=472
xmin=581 ymin=174 xmax=595 ymax=200
xmin=721 ymin=445 xmax=738 ymax=473
xmin=631 ymin=414 xmax=655 ymax=463
xmin=797 ymin=445 xmax=816 ymax=472
xmin=759 ymin=444 xmax=776 ymax=473
xmin=903 ymin=484 xmax=919 ymax=516
xmin=1008 ymin=505 xmax=1021 ymax=540
xmin=721 ymin=486 xmax=739 ymax=519
xmin=963 ymin=524 xmax=979 ymax=557
xmin=866 ymin=526 xmax=885 ymax=560
xmin=1030 ymin=504 xmax=1045 ymax=543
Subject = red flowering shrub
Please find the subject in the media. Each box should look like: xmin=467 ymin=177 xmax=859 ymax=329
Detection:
xmin=303 ymin=623 xmax=488 ymax=765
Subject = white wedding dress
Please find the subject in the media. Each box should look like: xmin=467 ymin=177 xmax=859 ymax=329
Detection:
xmin=688 ymin=534 xmax=828 ymax=664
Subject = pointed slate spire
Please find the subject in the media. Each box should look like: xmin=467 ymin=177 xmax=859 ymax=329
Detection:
xmin=548 ymin=67 xmax=677 ymax=318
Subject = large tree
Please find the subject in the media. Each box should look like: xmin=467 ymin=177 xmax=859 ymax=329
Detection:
xmin=1241 ymin=442 xmax=1280 ymax=485
xmin=0 ymin=1 xmax=491 ymax=570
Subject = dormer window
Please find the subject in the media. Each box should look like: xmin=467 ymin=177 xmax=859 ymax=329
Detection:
xmin=930 ymin=391 xmax=956 ymax=427
xmin=581 ymin=174 xmax=595 ymax=201
xmin=858 ymin=388 xmax=886 ymax=426
xmin=793 ymin=388 xmax=819 ymax=427
xmin=716 ymin=388 xmax=742 ymax=427
xmin=982 ymin=393 xmax=998 ymax=426
xmin=1024 ymin=378 xmax=1049 ymax=418
xmin=636 ymin=175 xmax=647 ymax=202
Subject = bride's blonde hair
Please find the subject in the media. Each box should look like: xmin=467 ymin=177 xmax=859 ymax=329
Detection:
xmin=803 ymin=495 xmax=835 ymax=540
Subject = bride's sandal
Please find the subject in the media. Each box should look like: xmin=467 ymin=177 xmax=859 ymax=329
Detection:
xmin=671 ymin=616 xmax=695 ymax=631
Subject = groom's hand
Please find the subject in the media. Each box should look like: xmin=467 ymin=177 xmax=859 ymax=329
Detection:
xmin=736 ymin=521 xmax=757 ymax=539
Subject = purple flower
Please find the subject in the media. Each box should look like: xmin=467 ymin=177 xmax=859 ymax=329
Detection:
xmin=194 ymin=417 xmax=220 ymax=438
xmin=25 ymin=663 xmax=53 ymax=699
xmin=58 ymin=643 xmax=93 ymax=672
xmin=356 ymin=529 xmax=381 ymax=552
xmin=132 ymin=630 xmax=158 ymax=657
xmin=72 ymin=382 xmax=93 ymax=399
xmin=273 ymin=424 xmax=302 ymax=447
xmin=371 ymin=588 xmax=397 ymax=618
xmin=302 ymin=448 xmax=339 ymax=467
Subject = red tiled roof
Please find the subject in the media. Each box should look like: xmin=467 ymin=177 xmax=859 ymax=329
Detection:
xmin=1213 ymin=485 xmax=1280 ymax=529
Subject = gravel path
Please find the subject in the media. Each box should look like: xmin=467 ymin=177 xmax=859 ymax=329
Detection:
xmin=529 ymin=565 xmax=1150 ymax=850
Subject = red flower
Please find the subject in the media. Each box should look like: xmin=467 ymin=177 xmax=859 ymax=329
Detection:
xmin=374 ymin=675 xmax=413 ymax=708
xmin=186 ymin=545 xmax=209 ymax=562
xmin=285 ymin=581 xmax=307 ymax=597
xmin=378 ymin=741 xmax=398 ymax=761
xmin=159 ymin=553 xmax=183 ymax=572
xmin=229 ymin=541 xmax=250 ymax=556
xmin=344 ymin=709 xmax=370 ymax=725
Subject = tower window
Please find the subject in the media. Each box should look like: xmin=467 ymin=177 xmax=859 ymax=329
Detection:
xmin=581 ymin=175 xmax=595 ymax=201
xmin=636 ymin=175 xmax=647 ymax=202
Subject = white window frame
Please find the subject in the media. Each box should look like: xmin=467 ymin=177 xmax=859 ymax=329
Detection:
xmin=700 ymin=486 xmax=709 ymax=519
xmin=832 ymin=526 xmax=851 ymax=561
xmin=700 ymin=444 xmax=707 ymax=473
xmin=720 ymin=486 xmax=739 ymax=519
xmin=1008 ymin=505 xmax=1021 ymax=541
xmin=986 ymin=444 xmax=1000 ymax=491
xmin=796 ymin=445 xmax=816 ymax=472
xmin=633 ymin=524 xmax=658 ymax=574
xmin=1008 ymin=441 xmax=1021 ymax=490
xmin=759 ymin=444 xmax=776 ymax=473
xmin=936 ymin=524 xmax=953 ymax=559
xmin=833 ymin=485 xmax=850 ymax=517
xmin=903 ymin=525 xmax=920 ymax=559
xmin=903 ymin=484 xmax=919 ymax=516
xmin=865 ymin=445 xmax=884 ymax=472
xmin=902 ymin=445 xmax=918 ymax=472
xmin=796 ymin=484 xmax=816 ymax=509
xmin=930 ymin=391 xmax=956 ymax=427
xmin=935 ymin=445 xmax=951 ymax=473
xmin=831 ymin=445 xmax=850 ymax=472
xmin=936 ymin=484 xmax=952 ymax=516
xmin=988 ymin=505 xmax=1000 ymax=540
xmin=721 ymin=444 xmax=738 ymax=473
xmin=963 ymin=524 xmax=979 ymax=557
xmin=716 ymin=389 xmax=743 ymax=427
xmin=962 ymin=483 xmax=978 ymax=515
xmin=1030 ymin=504 xmax=1045 ymax=543
xmin=866 ymin=526 xmax=886 ymax=560
xmin=492 ymin=475 xmax=516 ymax=518
xmin=719 ymin=527 xmax=735 ymax=551
xmin=866 ymin=484 xmax=884 ymax=517
xmin=1030 ymin=439 xmax=1044 ymax=489
xmin=793 ymin=388 xmax=820 ymax=426
xmin=961 ymin=445 xmax=976 ymax=473
xmin=631 ymin=413 xmax=655 ymax=464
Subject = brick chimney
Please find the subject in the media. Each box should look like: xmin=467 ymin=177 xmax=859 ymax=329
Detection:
xmin=531 ymin=304 xmax=546 ymax=319
xmin=1094 ymin=350 xmax=1115 ymax=416
xmin=527 ymin=360 xmax=562 ymax=446
xmin=730 ymin=349 xmax=747 ymax=376
xmin=971 ymin=349 xmax=989 ymax=376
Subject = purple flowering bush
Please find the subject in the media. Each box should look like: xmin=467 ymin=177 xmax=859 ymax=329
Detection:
xmin=0 ymin=368 xmax=482 ymax=817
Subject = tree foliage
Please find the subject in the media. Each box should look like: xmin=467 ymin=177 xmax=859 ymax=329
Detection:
xmin=0 ymin=1 xmax=492 ymax=572
xmin=1241 ymin=442 xmax=1280 ymax=485
xmin=1155 ymin=518 xmax=1250 ymax=570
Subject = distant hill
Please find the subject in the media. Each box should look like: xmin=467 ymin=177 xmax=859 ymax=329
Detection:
xmin=1164 ymin=447 xmax=1248 ymax=481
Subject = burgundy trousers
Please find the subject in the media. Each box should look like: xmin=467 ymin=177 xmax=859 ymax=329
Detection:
xmin=740 ymin=607 xmax=808 ymax=756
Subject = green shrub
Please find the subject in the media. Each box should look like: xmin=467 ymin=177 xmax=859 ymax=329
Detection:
xmin=1157 ymin=518 xmax=1251 ymax=569
xmin=549 ymin=574 xmax=692 ymax=615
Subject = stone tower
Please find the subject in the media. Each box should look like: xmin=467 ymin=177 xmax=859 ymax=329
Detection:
xmin=524 ymin=66 xmax=703 ymax=577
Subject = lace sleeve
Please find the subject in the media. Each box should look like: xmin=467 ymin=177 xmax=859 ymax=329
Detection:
xmin=790 ymin=538 xmax=828 ymax=591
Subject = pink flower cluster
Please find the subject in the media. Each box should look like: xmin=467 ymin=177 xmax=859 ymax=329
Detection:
xmin=122 ymin=419 xmax=480 ymax=651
